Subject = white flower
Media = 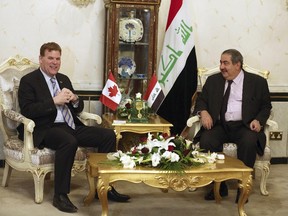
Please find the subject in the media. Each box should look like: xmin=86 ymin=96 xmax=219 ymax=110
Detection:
xmin=158 ymin=134 xmax=164 ymax=140
xmin=136 ymin=92 xmax=142 ymax=99
xmin=211 ymin=152 xmax=218 ymax=159
xmin=162 ymin=151 xmax=180 ymax=162
xmin=120 ymin=155 xmax=136 ymax=169
xmin=147 ymin=133 xmax=153 ymax=141
xmin=112 ymin=150 xmax=124 ymax=158
xmin=135 ymin=144 xmax=145 ymax=152
xmin=207 ymin=152 xmax=218 ymax=163
xmin=159 ymin=137 xmax=175 ymax=151
xmin=207 ymin=157 xmax=216 ymax=164
xmin=146 ymin=138 xmax=162 ymax=152
xmin=126 ymin=98 xmax=132 ymax=104
xmin=137 ymin=156 xmax=144 ymax=164
xmin=162 ymin=151 xmax=172 ymax=159
xmin=192 ymin=157 xmax=206 ymax=164
xmin=170 ymin=152 xmax=180 ymax=162
xmin=151 ymin=153 xmax=161 ymax=167
xmin=192 ymin=150 xmax=199 ymax=157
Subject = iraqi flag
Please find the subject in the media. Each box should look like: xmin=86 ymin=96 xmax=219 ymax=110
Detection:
xmin=143 ymin=73 xmax=164 ymax=112
xmin=157 ymin=0 xmax=198 ymax=135
xmin=100 ymin=71 xmax=122 ymax=111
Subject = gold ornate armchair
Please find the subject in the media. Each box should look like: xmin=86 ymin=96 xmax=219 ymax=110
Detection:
xmin=0 ymin=55 xmax=102 ymax=203
xmin=186 ymin=64 xmax=278 ymax=196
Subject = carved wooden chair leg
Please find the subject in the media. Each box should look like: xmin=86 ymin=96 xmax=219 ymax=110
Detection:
xmin=2 ymin=162 xmax=12 ymax=187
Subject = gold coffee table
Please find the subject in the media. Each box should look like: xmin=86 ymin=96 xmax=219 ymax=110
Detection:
xmin=102 ymin=113 xmax=173 ymax=150
xmin=84 ymin=153 xmax=253 ymax=216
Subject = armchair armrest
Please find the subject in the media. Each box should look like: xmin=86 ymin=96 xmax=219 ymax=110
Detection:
xmin=264 ymin=119 xmax=279 ymax=148
xmin=266 ymin=119 xmax=278 ymax=131
xmin=186 ymin=115 xmax=202 ymax=139
xmin=78 ymin=111 xmax=102 ymax=125
xmin=3 ymin=109 xmax=35 ymax=133
xmin=186 ymin=115 xmax=200 ymax=127
xmin=3 ymin=108 xmax=35 ymax=150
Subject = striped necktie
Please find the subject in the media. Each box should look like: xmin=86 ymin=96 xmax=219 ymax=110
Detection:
xmin=50 ymin=77 xmax=75 ymax=129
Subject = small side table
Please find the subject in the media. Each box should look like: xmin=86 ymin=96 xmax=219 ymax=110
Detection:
xmin=102 ymin=113 xmax=173 ymax=150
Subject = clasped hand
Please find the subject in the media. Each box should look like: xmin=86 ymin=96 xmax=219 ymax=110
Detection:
xmin=53 ymin=88 xmax=77 ymax=106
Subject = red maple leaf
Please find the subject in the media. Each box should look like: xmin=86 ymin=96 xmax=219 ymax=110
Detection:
xmin=108 ymin=85 xmax=118 ymax=97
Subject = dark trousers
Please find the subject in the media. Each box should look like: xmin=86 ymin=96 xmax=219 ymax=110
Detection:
xmin=199 ymin=121 xmax=257 ymax=168
xmin=43 ymin=123 xmax=116 ymax=195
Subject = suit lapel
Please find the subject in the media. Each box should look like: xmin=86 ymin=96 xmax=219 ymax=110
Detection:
xmin=213 ymin=75 xmax=225 ymax=122
xmin=56 ymin=75 xmax=65 ymax=90
xmin=36 ymin=70 xmax=53 ymax=98
xmin=217 ymin=76 xmax=226 ymax=109
xmin=242 ymin=72 xmax=254 ymax=119
xmin=242 ymin=72 xmax=253 ymax=103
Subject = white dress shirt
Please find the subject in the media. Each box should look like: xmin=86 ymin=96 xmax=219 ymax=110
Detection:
xmin=225 ymin=70 xmax=244 ymax=121
xmin=40 ymin=69 xmax=65 ymax=123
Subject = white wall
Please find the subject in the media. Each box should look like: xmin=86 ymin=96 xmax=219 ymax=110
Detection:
xmin=0 ymin=0 xmax=105 ymax=90
xmin=1 ymin=0 xmax=288 ymax=159
xmin=1 ymin=0 xmax=288 ymax=92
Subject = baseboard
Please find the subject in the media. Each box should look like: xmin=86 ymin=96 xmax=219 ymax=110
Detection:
xmin=0 ymin=160 xmax=4 ymax=168
xmin=271 ymin=157 xmax=288 ymax=164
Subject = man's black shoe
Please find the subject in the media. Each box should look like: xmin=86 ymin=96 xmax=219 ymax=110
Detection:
xmin=53 ymin=194 xmax=77 ymax=213
xmin=204 ymin=182 xmax=228 ymax=200
xmin=60 ymin=194 xmax=78 ymax=210
xmin=95 ymin=186 xmax=130 ymax=202
xmin=235 ymin=188 xmax=249 ymax=204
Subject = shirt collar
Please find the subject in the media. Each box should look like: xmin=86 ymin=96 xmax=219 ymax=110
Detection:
xmin=232 ymin=69 xmax=244 ymax=85
xmin=40 ymin=68 xmax=56 ymax=83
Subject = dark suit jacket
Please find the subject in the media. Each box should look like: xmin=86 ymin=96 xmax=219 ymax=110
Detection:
xmin=17 ymin=68 xmax=84 ymax=148
xmin=193 ymin=70 xmax=272 ymax=155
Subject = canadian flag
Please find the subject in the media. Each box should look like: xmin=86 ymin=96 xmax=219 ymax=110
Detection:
xmin=143 ymin=73 xmax=164 ymax=112
xmin=100 ymin=72 xmax=122 ymax=111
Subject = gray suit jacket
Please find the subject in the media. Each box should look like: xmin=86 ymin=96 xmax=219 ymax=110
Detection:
xmin=193 ymin=70 xmax=272 ymax=155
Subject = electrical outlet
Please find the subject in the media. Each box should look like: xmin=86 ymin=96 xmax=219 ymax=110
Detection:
xmin=269 ymin=131 xmax=283 ymax=140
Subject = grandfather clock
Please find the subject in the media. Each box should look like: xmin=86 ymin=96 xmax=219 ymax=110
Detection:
xmin=103 ymin=0 xmax=161 ymax=112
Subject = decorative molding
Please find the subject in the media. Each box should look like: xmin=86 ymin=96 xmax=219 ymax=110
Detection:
xmin=70 ymin=0 xmax=96 ymax=7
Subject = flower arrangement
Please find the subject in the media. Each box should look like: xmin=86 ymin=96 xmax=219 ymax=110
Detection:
xmin=117 ymin=92 xmax=149 ymax=122
xmin=107 ymin=133 xmax=218 ymax=171
xmin=117 ymin=97 xmax=132 ymax=118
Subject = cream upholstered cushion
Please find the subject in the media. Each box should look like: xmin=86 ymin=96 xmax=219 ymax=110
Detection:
xmin=4 ymin=137 xmax=87 ymax=165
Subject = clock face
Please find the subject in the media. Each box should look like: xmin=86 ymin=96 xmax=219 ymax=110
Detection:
xmin=119 ymin=18 xmax=144 ymax=43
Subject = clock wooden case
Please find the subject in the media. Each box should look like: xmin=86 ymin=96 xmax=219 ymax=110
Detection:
xmin=103 ymin=0 xmax=161 ymax=112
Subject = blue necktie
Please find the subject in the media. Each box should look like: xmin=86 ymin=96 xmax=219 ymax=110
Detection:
xmin=50 ymin=77 xmax=75 ymax=129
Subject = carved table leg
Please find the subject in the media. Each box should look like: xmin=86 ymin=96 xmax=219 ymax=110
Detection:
xmin=97 ymin=177 xmax=110 ymax=216
xmin=83 ymin=167 xmax=96 ymax=206
xmin=238 ymin=174 xmax=253 ymax=216
xmin=114 ymin=128 xmax=122 ymax=150
xmin=214 ymin=182 xmax=221 ymax=203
